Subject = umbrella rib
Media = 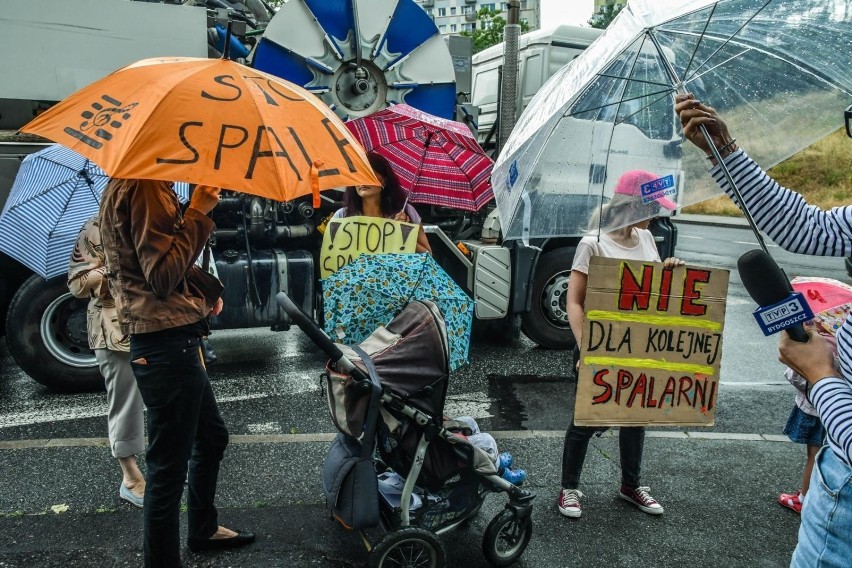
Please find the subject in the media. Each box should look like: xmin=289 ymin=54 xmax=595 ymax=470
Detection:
xmin=674 ymin=30 xmax=852 ymax=97
xmin=613 ymin=89 xmax=677 ymax=128
xmin=680 ymin=1 xmax=718 ymax=83
xmin=596 ymin=73 xmax=673 ymax=89
xmin=120 ymin=61 xmax=221 ymax=175
xmin=593 ymin=35 xmax=647 ymax=237
xmin=676 ymin=0 xmax=774 ymax=85
xmin=7 ymin=175 xmax=83 ymax=210
xmin=45 ymin=177 xmax=81 ymax=241
xmin=684 ymin=46 xmax=752 ymax=85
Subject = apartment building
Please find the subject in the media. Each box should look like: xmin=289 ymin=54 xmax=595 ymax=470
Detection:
xmin=414 ymin=0 xmax=540 ymax=36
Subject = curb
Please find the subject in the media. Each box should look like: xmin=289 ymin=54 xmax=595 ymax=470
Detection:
xmin=672 ymin=214 xmax=750 ymax=229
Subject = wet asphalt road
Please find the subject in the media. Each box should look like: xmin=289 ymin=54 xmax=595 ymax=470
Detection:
xmin=0 ymin=220 xmax=849 ymax=567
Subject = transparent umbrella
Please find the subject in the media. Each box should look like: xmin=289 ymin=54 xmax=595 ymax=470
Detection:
xmin=491 ymin=0 xmax=852 ymax=244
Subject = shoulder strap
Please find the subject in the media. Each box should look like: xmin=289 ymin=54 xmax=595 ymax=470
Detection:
xmin=351 ymin=345 xmax=382 ymax=459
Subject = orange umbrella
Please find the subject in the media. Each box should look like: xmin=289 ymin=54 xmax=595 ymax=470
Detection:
xmin=20 ymin=57 xmax=378 ymax=206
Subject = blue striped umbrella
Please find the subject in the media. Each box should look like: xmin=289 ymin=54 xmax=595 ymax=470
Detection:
xmin=0 ymin=145 xmax=189 ymax=278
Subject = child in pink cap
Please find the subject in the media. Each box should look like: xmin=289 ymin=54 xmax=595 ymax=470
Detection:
xmin=558 ymin=170 xmax=680 ymax=519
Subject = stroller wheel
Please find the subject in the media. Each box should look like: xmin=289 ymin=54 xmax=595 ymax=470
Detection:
xmin=482 ymin=509 xmax=533 ymax=567
xmin=369 ymin=527 xmax=447 ymax=568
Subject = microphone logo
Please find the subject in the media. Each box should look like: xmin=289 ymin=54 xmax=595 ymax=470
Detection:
xmin=753 ymin=292 xmax=814 ymax=335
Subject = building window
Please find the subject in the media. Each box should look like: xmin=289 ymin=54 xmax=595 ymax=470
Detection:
xmin=520 ymin=17 xmax=528 ymax=26
xmin=439 ymin=25 xmax=447 ymax=32
xmin=451 ymin=23 xmax=457 ymax=32
xmin=462 ymin=23 xmax=474 ymax=32
xmin=438 ymin=7 xmax=446 ymax=16
xmin=482 ymin=3 xmax=495 ymax=10
xmin=450 ymin=7 xmax=456 ymax=15
xmin=501 ymin=2 xmax=508 ymax=10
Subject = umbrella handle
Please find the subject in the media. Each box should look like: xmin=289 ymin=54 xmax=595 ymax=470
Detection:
xmin=275 ymin=292 xmax=368 ymax=381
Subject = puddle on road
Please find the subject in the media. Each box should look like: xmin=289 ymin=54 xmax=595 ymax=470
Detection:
xmin=485 ymin=374 xmax=573 ymax=431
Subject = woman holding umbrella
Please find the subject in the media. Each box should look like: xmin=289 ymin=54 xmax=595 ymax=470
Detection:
xmin=677 ymin=93 xmax=852 ymax=568
xmin=100 ymin=181 xmax=254 ymax=567
xmin=333 ymin=152 xmax=432 ymax=254
xmin=558 ymin=171 xmax=683 ymax=519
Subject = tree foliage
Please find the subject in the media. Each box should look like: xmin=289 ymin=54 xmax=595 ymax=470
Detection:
xmin=589 ymin=3 xmax=624 ymax=29
xmin=461 ymin=8 xmax=531 ymax=54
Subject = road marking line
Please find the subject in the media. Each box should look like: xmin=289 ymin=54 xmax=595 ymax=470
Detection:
xmin=680 ymin=235 xmax=703 ymax=239
xmin=0 ymin=430 xmax=793 ymax=451
xmin=733 ymin=240 xmax=777 ymax=248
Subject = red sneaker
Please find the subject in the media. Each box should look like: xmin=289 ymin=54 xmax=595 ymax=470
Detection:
xmin=619 ymin=486 xmax=664 ymax=515
xmin=557 ymin=488 xmax=584 ymax=518
xmin=778 ymin=490 xmax=803 ymax=514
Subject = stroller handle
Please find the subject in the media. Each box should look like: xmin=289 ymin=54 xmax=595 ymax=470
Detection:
xmin=276 ymin=292 xmax=360 ymax=375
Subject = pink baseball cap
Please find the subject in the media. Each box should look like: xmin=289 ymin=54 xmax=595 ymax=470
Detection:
xmin=614 ymin=170 xmax=678 ymax=211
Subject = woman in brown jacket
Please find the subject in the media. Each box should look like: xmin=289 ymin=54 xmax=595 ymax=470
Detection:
xmin=99 ymin=180 xmax=253 ymax=567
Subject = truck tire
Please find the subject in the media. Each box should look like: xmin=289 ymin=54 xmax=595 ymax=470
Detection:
xmin=521 ymin=247 xmax=577 ymax=350
xmin=5 ymin=275 xmax=101 ymax=392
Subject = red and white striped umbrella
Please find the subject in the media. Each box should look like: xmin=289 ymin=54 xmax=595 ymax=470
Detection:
xmin=345 ymin=104 xmax=494 ymax=211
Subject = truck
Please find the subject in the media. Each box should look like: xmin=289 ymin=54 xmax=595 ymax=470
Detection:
xmin=0 ymin=0 xmax=677 ymax=392
xmin=470 ymin=24 xmax=604 ymax=150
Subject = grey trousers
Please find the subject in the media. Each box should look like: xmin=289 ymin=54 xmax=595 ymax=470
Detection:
xmin=95 ymin=349 xmax=145 ymax=459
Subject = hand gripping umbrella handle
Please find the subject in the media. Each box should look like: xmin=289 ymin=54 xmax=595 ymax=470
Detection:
xmin=275 ymin=292 xmax=364 ymax=378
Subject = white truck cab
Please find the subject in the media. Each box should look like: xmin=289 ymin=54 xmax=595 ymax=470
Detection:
xmin=471 ymin=25 xmax=604 ymax=147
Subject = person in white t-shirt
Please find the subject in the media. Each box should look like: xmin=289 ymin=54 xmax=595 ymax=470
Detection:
xmin=557 ymin=170 xmax=683 ymax=519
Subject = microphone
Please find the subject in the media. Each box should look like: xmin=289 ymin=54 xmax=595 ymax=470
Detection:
xmin=737 ymin=249 xmax=810 ymax=342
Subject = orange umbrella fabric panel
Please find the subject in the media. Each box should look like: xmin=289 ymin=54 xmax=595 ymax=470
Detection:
xmin=22 ymin=57 xmax=378 ymax=203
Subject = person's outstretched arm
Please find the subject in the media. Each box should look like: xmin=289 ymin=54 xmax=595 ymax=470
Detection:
xmin=710 ymin=152 xmax=852 ymax=256
xmin=676 ymin=94 xmax=852 ymax=257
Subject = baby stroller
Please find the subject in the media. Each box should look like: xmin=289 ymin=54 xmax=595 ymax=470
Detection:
xmin=277 ymin=292 xmax=535 ymax=567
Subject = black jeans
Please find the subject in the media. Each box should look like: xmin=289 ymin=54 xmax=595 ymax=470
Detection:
xmin=131 ymin=326 xmax=229 ymax=568
xmin=560 ymin=424 xmax=644 ymax=490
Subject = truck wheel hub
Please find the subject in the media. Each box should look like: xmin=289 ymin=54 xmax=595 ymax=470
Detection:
xmin=543 ymin=272 xmax=570 ymax=325
xmin=40 ymin=293 xmax=96 ymax=368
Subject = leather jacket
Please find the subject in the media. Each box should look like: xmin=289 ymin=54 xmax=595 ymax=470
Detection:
xmin=99 ymin=178 xmax=220 ymax=335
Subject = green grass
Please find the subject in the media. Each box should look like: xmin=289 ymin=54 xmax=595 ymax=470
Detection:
xmin=685 ymin=129 xmax=852 ymax=216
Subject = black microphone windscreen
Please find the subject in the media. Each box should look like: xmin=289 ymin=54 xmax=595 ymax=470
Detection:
xmin=737 ymin=249 xmax=793 ymax=307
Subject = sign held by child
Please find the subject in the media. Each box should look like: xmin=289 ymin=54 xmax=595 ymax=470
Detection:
xmin=574 ymin=257 xmax=730 ymax=427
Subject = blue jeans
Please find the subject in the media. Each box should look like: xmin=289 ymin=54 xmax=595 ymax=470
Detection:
xmin=131 ymin=326 xmax=229 ymax=568
xmin=792 ymin=447 xmax=852 ymax=567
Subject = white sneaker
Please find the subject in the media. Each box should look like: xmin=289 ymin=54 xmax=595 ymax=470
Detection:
xmin=557 ymin=488 xmax=584 ymax=518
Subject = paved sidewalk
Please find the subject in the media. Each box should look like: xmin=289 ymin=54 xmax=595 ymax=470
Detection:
xmin=0 ymin=433 xmax=802 ymax=568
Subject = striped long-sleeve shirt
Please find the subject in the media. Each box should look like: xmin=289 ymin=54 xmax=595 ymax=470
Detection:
xmin=711 ymin=150 xmax=852 ymax=468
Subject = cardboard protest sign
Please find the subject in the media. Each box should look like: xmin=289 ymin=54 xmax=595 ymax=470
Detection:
xmin=320 ymin=216 xmax=418 ymax=278
xmin=574 ymin=257 xmax=729 ymax=427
